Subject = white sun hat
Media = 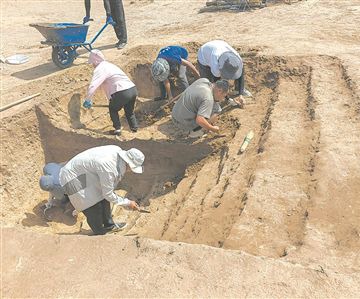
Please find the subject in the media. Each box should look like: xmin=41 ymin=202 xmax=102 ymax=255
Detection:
xmin=88 ymin=49 xmax=105 ymax=66
xmin=151 ymin=58 xmax=170 ymax=82
xmin=119 ymin=148 xmax=145 ymax=174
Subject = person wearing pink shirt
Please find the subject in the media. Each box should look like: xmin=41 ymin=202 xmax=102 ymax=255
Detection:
xmin=83 ymin=49 xmax=138 ymax=135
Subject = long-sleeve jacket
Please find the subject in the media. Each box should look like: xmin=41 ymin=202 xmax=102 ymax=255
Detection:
xmin=86 ymin=60 xmax=135 ymax=100
xmin=59 ymin=145 xmax=130 ymax=211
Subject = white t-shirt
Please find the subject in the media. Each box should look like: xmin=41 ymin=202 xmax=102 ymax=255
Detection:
xmin=197 ymin=40 xmax=242 ymax=78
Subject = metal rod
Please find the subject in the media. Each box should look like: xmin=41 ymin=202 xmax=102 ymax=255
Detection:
xmin=89 ymin=23 xmax=110 ymax=45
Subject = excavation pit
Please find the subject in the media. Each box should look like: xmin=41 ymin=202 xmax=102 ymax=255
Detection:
xmin=2 ymin=50 xmax=359 ymax=277
xmin=0 ymin=52 xmax=310 ymax=242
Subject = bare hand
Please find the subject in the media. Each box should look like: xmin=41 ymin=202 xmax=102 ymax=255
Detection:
xmin=128 ymin=200 xmax=140 ymax=211
xmin=234 ymin=96 xmax=244 ymax=108
xmin=212 ymin=126 xmax=220 ymax=134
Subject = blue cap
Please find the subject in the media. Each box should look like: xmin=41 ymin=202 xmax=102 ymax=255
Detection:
xmin=39 ymin=175 xmax=54 ymax=191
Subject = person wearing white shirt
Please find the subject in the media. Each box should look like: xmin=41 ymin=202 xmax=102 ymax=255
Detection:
xmin=197 ymin=40 xmax=252 ymax=106
xmin=59 ymin=145 xmax=144 ymax=235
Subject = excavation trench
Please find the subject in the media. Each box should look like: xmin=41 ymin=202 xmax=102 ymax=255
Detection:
xmin=0 ymin=52 xmax=307 ymax=245
xmin=0 ymin=52 xmax=308 ymax=246
xmin=5 ymin=50 xmax=357 ymax=266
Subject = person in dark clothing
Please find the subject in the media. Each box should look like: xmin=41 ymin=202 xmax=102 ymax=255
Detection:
xmin=83 ymin=0 xmax=127 ymax=49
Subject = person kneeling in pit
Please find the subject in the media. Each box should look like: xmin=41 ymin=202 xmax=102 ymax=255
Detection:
xmin=171 ymin=78 xmax=229 ymax=138
xmin=39 ymin=162 xmax=73 ymax=219
xmin=151 ymin=46 xmax=200 ymax=102
xmin=197 ymin=40 xmax=252 ymax=107
xmin=59 ymin=145 xmax=144 ymax=235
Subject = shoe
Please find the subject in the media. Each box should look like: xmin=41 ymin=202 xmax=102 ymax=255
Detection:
xmin=113 ymin=129 xmax=122 ymax=136
xmin=241 ymin=89 xmax=252 ymax=97
xmin=130 ymin=127 xmax=138 ymax=133
xmin=105 ymin=222 xmax=127 ymax=233
xmin=189 ymin=129 xmax=204 ymax=138
xmin=116 ymin=41 xmax=127 ymax=49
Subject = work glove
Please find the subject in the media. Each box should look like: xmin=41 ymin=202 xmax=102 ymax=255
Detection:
xmin=83 ymin=99 xmax=92 ymax=109
xmin=106 ymin=15 xmax=116 ymax=26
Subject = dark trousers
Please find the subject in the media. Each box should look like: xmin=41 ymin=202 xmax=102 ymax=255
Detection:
xmin=82 ymin=199 xmax=115 ymax=235
xmin=109 ymin=86 xmax=138 ymax=130
xmin=104 ymin=0 xmax=127 ymax=43
xmin=159 ymin=65 xmax=189 ymax=99
xmin=198 ymin=61 xmax=245 ymax=95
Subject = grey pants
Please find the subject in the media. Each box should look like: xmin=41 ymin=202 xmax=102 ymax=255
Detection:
xmin=160 ymin=65 xmax=189 ymax=99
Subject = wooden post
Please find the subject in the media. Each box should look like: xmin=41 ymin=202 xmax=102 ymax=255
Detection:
xmin=0 ymin=93 xmax=41 ymax=112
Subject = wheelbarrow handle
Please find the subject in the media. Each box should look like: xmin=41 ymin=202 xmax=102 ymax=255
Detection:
xmin=89 ymin=22 xmax=110 ymax=45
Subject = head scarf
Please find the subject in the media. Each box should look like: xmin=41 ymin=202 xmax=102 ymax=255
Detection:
xmin=88 ymin=49 xmax=106 ymax=66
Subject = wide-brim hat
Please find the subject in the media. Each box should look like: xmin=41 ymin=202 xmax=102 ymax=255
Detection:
xmin=119 ymin=148 xmax=145 ymax=174
xmin=151 ymin=58 xmax=170 ymax=82
xmin=219 ymin=52 xmax=243 ymax=80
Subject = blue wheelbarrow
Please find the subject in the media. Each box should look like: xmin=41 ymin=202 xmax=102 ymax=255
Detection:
xmin=30 ymin=21 xmax=112 ymax=69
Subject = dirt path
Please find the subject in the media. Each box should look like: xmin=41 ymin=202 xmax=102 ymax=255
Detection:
xmin=224 ymin=72 xmax=314 ymax=257
xmin=286 ymin=57 xmax=360 ymax=272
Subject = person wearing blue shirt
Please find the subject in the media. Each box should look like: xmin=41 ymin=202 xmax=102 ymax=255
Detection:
xmin=151 ymin=46 xmax=200 ymax=101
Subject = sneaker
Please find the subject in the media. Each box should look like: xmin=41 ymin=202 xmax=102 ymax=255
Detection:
xmin=113 ymin=129 xmax=122 ymax=136
xmin=189 ymin=129 xmax=204 ymax=138
xmin=105 ymin=222 xmax=127 ymax=233
xmin=130 ymin=127 xmax=138 ymax=133
xmin=241 ymin=89 xmax=252 ymax=97
xmin=116 ymin=41 xmax=127 ymax=49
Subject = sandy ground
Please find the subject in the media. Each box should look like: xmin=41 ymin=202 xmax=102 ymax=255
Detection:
xmin=1 ymin=0 xmax=360 ymax=297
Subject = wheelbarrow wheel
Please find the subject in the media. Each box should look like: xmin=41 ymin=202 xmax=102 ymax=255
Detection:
xmin=52 ymin=46 xmax=75 ymax=69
